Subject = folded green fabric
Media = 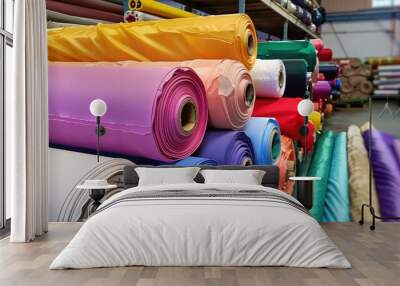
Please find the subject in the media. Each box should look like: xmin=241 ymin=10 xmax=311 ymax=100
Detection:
xmin=257 ymin=40 xmax=317 ymax=72
xmin=307 ymin=130 xmax=335 ymax=221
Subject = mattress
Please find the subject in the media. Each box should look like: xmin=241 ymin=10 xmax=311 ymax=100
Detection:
xmin=50 ymin=183 xmax=351 ymax=269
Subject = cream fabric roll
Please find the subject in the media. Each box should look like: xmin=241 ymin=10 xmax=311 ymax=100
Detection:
xmin=347 ymin=125 xmax=380 ymax=223
xmin=251 ymin=59 xmax=286 ymax=98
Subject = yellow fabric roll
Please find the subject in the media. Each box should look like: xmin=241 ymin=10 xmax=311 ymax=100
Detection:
xmin=309 ymin=111 xmax=322 ymax=131
xmin=48 ymin=14 xmax=257 ymax=69
xmin=347 ymin=125 xmax=380 ymax=223
xmin=127 ymin=0 xmax=197 ymax=18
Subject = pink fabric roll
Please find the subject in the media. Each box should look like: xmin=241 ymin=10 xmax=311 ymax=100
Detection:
xmin=48 ymin=62 xmax=208 ymax=162
xmin=311 ymin=39 xmax=324 ymax=52
xmin=113 ymin=60 xmax=254 ymax=130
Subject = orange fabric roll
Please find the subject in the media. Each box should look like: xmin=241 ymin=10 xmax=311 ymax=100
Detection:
xmin=278 ymin=135 xmax=297 ymax=195
xmin=47 ymin=14 xmax=257 ymax=70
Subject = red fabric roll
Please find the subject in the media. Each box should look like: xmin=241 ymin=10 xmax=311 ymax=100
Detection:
xmin=46 ymin=0 xmax=123 ymax=22
xmin=253 ymin=98 xmax=314 ymax=151
xmin=318 ymin=48 xmax=333 ymax=62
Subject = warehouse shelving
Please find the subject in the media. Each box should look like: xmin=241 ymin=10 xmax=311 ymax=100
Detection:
xmin=173 ymin=0 xmax=319 ymax=39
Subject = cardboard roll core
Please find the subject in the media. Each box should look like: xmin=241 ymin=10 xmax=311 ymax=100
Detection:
xmin=279 ymin=66 xmax=285 ymax=89
xmin=180 ymin=100 xmax=197 ymax=134
xmin=244 ymin=83 xmax=255 ymax=107
xmin=247 ymin=32 xmax=255 ymax=56
xmin=242 ymin=157 xmax=253 ymax=166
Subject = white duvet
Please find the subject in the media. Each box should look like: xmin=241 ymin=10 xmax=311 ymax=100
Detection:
xmin=50 ymin=183 xmax=351 ymax=269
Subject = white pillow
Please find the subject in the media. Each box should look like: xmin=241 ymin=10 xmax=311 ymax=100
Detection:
xmin=200 ymin=169 xmax=266 ymax=185
xmin=136 ymin=167 xmax=200 ymax=186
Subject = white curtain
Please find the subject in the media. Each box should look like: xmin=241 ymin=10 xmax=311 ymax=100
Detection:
xmin=8 ymin=0 xmax=48 ymax=242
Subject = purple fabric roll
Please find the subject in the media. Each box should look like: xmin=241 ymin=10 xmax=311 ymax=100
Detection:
xmin=363 ymin=129 xmax=400 ymax=221
xmin=312 ymin=81 xmax=332 ymax=101
xmin=48 ymin=62 xmax=208 ymax=162
xmin=195 ymin=130 xmax=254 ymax=165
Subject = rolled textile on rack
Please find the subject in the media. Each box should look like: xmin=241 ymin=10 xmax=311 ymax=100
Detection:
xmin=282 ymin=59 xmax=308 ymax=98
xmin=312 ymin=81 xmax=332 ymax=101
xmin=114 ymin=60 xmax=254 ymax=130
xmin=46 ymin=0 xmax=123 ymax=22
xmin=125 ymin=0 xmax=197 ymax=19
xmin=253 ymin=98 xmax=314 ymax=151
xmin=363 ymin=129 xmax=400 ymax=221
xmin=311 ymin=39 xmax=324 ymax=51
xmin=251 ymin=59 xmax=286 ymax=98
xmin=48 ymin=14 xmax=257 ymax=70
xmin=307 ymin=131 xmax=335 ymax=221
xmin=48 ymin=62 xmax=208 ymax=162
xmin=133 ymin=11 xmax=162 ymax=21
xmin=243 ymin=118 xmax=281 ymax=165
xmin=278 ymin=135 xmax=296 ymax=195
xmin=322 ymin=132 xmax=351 ymax=222
xmin=318 ymin=48 xmax=333 ymax=62
xmin=329 ymin=78 xmax=341 ymax=91
xmin=347 ymin=125 xmax=378 ymax=223
xmin=174 ymin=157 xmax=218 ymax=166
xmin=46 ymin=10 xmax=110 ymax=25
xmin=366 ymin=56 xmax=400 ymax=65
xmin=309 ymin=111 xmax=322 ymax=131
xmin=318 ymin=62 xmax=339 ymax=80
xmin=195 ymin=131 xmax=254 ymax=166
xmin=257 ymin=40 xmax=317 ymax=73
xmin=57 ymin=0 xmax=123 ymax=14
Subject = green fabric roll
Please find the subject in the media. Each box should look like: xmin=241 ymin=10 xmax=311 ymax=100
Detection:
xmin=307 ymin=131 xmax=335 ymax=221
xmin=282 ymin=59 xmax=308 ymax=97
xmin=258 ymin=40 xmax=317 ymax=72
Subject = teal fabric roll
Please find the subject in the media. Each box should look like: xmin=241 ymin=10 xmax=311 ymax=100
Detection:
xmin=307 ymin=131 xmax=335 ymax=221
xmin=243 ymin=117 xmax=281 ymax=165
xmin=322 ymin=132 xmax=351 ymax=222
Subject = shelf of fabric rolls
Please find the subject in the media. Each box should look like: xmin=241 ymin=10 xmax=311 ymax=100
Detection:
xmin=171 ymin=0 xmax=320 ymax=39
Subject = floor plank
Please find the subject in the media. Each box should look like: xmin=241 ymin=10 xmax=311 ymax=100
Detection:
xmin=0 ymin=222 xmax=399 ymax=286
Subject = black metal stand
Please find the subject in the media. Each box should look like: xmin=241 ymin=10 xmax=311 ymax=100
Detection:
xmin=89 ymin=189 xmax=105 ymax=215
xmin=359 ymin=96 xmax=400 ymax=230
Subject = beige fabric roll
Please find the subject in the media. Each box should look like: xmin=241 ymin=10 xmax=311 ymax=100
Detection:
xmin=347 ymin=125 xmax=380 ymax=223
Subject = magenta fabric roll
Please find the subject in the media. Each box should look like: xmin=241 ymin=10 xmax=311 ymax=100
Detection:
xmin=312 ymin=81 xmax=332 ymax=101
xmin=48 ymin=62 xmax=208 ymax=162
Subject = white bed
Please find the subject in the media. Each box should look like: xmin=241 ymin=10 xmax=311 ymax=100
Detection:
xmin=50 ymin=181 xmax=351 ymax=269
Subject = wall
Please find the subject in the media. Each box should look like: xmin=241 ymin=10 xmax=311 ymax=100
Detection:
xmin=322 ymin=0 xmax=372 ymax=13
xmin=321 ymin=8 xmax=400 ymax=58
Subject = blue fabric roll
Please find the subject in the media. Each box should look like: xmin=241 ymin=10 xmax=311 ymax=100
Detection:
xmin=243 ymin=117 xmax=281 ymax=165
xmin=322 ymin=132 xmax=351 ymax=222
xmin=195 ymin=130 xmax=254 ymax=165
xmin=174 ymin=156 xmax=217 ymax=166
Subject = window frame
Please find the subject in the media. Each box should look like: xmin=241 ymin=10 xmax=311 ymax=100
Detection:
xmin=0 ymin=0 xmax=13 ymax=230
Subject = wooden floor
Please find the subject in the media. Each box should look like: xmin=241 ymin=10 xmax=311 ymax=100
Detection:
xmin=0 ymin=222 xmax=399 ymax=286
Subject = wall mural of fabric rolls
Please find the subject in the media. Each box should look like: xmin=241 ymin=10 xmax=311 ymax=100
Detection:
xmin=48 ymin=13 xmax=257 ymax=70
xmin=46 ymin=7 xmax=356 ymax=222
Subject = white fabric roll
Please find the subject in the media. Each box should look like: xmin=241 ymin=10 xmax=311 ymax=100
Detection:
xmin=251 ymin=59 xmax=286 ymax=98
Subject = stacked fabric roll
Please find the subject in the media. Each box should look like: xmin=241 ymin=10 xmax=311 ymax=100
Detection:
xmin=275 ymin=0 xmax=325 ymax=30
xmin=372 ymin=64 xmax=400 ymax=98
xmin=337 ymin=58 xmax=373 ymax=104
xmin=363 ymin=128 xmax=400 ymax=221
xmin=46 ymin=0 xmax=123 ymax=24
